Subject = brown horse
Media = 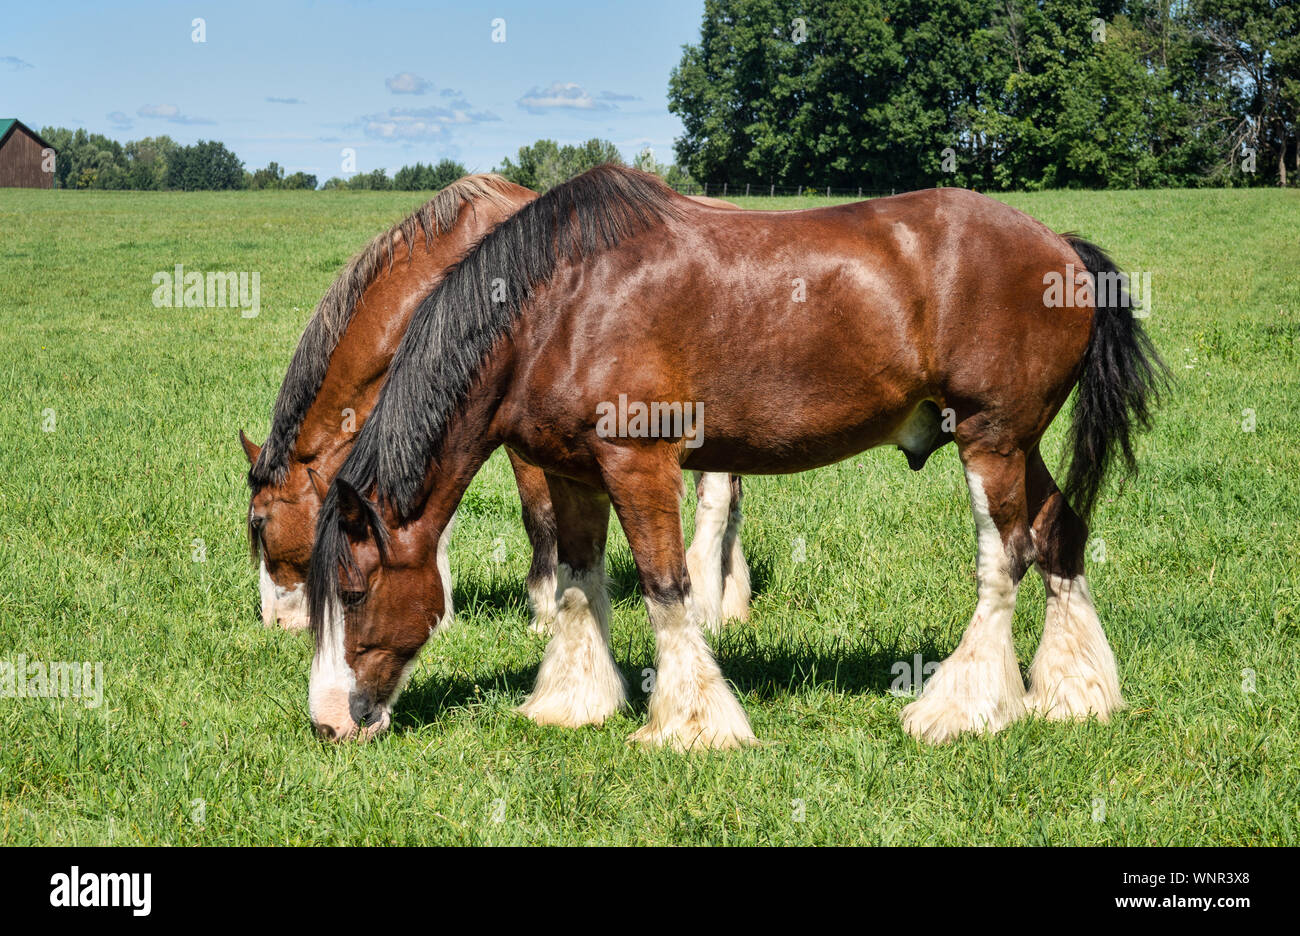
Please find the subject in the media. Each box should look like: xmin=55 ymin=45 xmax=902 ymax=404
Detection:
xmin=241 ymin=175 xmax=749 ymax=636
xmin=307 ymin=166 xmax=1163 ymax=749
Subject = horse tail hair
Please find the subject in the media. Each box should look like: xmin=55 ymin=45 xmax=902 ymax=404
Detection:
xmin=1061 ymin=235 xmax=1168 ymax=523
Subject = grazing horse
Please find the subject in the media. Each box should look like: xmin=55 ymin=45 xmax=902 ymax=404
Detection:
xmin=307 ymin=166 xmax=1163 ymax=748
xmin=241 ymin=174 xmax=749 ymax=634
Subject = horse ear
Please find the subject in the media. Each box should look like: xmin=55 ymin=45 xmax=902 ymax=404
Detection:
xmin=306 ymin=468 xmax=329 ymax=501
xmin=239 ymin=430 xmax=261 ymax=466
xmin=334 ymin=478 xmax=372 ymax=535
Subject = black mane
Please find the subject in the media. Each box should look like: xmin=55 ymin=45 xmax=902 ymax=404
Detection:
xmin=342 ymin=164 xmax=679 ymax=515
xmin=309 ymin=165 xmax=682 ymax=635
xmin=248 ymin=174 xmax=519 ymax=489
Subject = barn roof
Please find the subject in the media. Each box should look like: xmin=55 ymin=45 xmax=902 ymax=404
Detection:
xmin=0 ymin=119 xmax=55 ymax=152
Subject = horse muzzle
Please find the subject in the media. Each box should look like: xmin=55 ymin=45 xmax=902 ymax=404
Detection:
xmin=309 ymin=684 xmax=391 ymax=742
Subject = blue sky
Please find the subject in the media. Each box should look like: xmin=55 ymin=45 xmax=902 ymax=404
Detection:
xmin=1 ymin=0 xmax=706 ymax=179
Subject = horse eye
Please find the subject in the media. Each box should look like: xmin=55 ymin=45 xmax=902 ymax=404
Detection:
xmin=341 ymin=589 xmax=366 ymax=607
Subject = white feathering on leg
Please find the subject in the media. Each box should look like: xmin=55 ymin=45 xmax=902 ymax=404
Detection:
xmin=686 ymin=471 xmax=730 ymax=634
xmin=517 ymin=562 xmax=625 ymax=727
xmin=630 ymin=597 xmax=756 ymax=751
xmin=901 ymin=469 xmax=1028 ymax=743
xmin=719 ymin=484 xmax=751 ymax=623
xmin=526 ymin=569 xmax=558 ymax=636
xmin=1025 ymin=572 xmax=1124 ymax=720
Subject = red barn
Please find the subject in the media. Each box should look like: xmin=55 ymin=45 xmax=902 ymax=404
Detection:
xmin=0 ymin=119 xmax=56 ymax=188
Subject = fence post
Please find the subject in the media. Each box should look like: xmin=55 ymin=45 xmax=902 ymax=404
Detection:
xmin=723 ymin=182 xmax=727 ymax=196
xmin=891 ymin=188 xmax=895 ymax=196
xmin=826 ymin=185 xmax=831 ymax=197
xmin=770 ymin=184 xmax=774 ymax=197
xmin=745 ymin=183 xmax=750 ymax=196
xmin=703 ymin=182 xmax=708 ymax=196
xmin=857 ymin=187 xmax=862 ymax=197
xmin=797 ymin=185 xmax=802 ymax=197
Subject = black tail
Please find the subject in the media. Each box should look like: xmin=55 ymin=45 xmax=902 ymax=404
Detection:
xmin=1062 ymin=236 xmax=1168 ymax=522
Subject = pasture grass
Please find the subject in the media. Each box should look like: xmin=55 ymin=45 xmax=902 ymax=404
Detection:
xmin=0 ymin=186 xmax=1297 ymax=845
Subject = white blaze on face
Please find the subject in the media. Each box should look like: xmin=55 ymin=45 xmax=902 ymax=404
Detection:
xmin=258 ymin=556 xmax=277 ymax=626
xmin=273 ymin=580 xmax=308 ymax=631
xmin=258 ymin=555 xmax=309 ymax=630
xmin=309 ymin=594 xmax=358 ymax=738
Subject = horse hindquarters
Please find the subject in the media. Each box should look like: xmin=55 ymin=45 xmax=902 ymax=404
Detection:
xmin=899 ymin=228 xmax=1156 ymax=742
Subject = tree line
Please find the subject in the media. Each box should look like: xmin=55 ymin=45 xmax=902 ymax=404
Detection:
xmin=668 ymin=0 xmax=1298 ymax=189
xmin=38 ymin=129 xmax=319 ymax=191
xmin=36 ymin=128 xmax=676 ymax=194
xmin=37 ymin=130 xmax=491 ymax=193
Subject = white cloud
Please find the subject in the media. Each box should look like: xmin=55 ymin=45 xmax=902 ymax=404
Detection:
xmin=136 ymin=104 xmax=214 ymax=125
xmin=137 ymin=104 xmax=179 ymax=118
xmin=1 ymin=55 xmax=33 ymax=70
xmin=107 ymin=111 xmax=133 ymax=128
xmin=385 ymin=72 xmax=432 ymax=95
xmin=517 ymin=82 xmax=612 ymax=114
xmin=357 ymin=103 xmax=498 ymax=141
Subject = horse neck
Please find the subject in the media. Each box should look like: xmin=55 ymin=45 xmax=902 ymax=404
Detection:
xmin=292 ymin=208 xmax=495 ymax=469
xmin=396 ymin=337 xmax=517 ymax=544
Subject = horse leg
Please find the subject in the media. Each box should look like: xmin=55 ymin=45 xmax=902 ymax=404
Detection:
xmin=515 ymin=474 xmax=625 ymax=727
xmin=720 ymin=474 xmax=752 ymax=623
xmin=508 ymin=450 xmax=558 ymax=636
xmin=433 ymin=511 xmax=456 ymax=631
xmin=605 ymin=461 xmax=756 ymax=750
xmin=685 ymin=471 xmax=729 ymax=633
xmin=901 ymin=446 xmax=1034 ymax=743
xmin=685 ymin=472 xmax=751 ymax=631
xmin=1023 ymin=447 xmax=1124 ymax=720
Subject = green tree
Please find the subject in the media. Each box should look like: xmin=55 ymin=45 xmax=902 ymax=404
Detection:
xmin=393 ymin=158 xmax=468 ymax=190
xmin=346 ymin=168 xmax=392 ymax=190
xmin=495 ymin=139 xmax=561 ymax=190
xmin=283 ymin=171 xmax=318 ymax=190
xmin=40 ymin=127 xmax=130 ymax=189
xmin=1192 ymin=0 xmax=1299 ymax=185
xmin=124 ymin=136 xmax=178 ymax=190
xmin=249 ymin=161 xmax=286 ymax=190
xmin=496 ymin=138 xmax=624 ymax=191
xmin=667 ymin=0 xmax=1263 ymax=190
xmin=669 ymin=0 xmax=905 ymax=188
xmin=166 ymin=140 xmax=244 ymax=190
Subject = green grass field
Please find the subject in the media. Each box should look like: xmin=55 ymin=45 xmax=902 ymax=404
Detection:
xmin=1 ymin=186 xmax=1297 ymax=845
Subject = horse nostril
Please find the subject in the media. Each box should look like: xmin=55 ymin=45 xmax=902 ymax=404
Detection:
xmin=349 ymin=692 xmax=385 ymax=728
